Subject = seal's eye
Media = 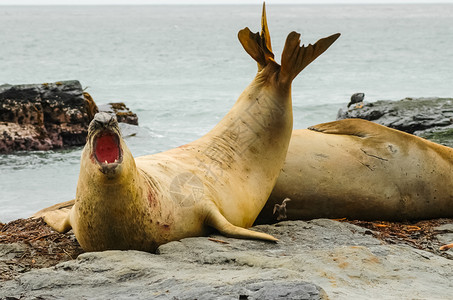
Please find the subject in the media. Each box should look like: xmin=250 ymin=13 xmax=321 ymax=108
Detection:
xmin=94 ymin=133 xmax=120 ymax=164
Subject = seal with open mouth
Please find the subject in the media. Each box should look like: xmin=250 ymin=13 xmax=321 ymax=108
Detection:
xmin=35 ymin=4 xmax=340 ymax=252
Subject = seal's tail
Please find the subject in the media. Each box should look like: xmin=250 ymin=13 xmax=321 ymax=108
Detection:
xmin=238 ymin=2 xmax=340 ymax=85
xmin=238 ymin=2 xmax=275 ymax=70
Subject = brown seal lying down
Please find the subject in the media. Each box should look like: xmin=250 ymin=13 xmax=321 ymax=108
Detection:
xmin=258 ymin=118 xmax=453 ymax=223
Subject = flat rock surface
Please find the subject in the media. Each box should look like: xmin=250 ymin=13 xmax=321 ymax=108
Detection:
xmin=1 ymin=219 xmax=452 ymax=299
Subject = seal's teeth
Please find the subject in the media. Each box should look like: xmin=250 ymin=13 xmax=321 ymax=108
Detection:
xmin=114 ymin=159 xmax=118 ymax=163
xmin=104 ymin=160 xmax=108 ymax=164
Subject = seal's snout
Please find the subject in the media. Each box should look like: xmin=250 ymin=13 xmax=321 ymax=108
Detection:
xmin=89 ymin=112 xmax=123 ymax=175
xmin=88 ymin=112 xmax=120 ymax=138
xmin=92 ymin=112 xmax=118 ymax=129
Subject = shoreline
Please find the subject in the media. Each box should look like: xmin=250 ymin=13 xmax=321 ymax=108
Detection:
xmin=1 ymin=216 xmax=452 ymax=282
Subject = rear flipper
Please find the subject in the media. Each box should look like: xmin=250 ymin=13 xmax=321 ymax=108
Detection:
xmin=279 ymin=31 xmax=340 ymax=87
xmin=237 ymin=2 xmax=276 ymax=70
xmin=238 ymin=3 xmax=340 ymax=87
xmin=205 ymin=204 xmax=278 ymax=242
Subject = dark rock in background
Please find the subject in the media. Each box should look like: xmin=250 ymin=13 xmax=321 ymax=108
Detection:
xmin=337 ymin=97 xmax=453 ymax=147
xmin=0 ymin=81 xmax=97 ymax=153
xmin=0 ymin=81 xmax=138 ymax=153
xmin=415 ymin=127 xmax=453 ymax=147
xmin=97 ymin=102 xmax=138 ymax=126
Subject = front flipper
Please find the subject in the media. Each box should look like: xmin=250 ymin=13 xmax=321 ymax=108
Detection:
xmin=41 ymin=207 xmax=72 ymax=234
xmin=205 ymin=205 xmax=278 ymax=242
xmin=32 ymin=199 xmax=75 ymax=219
xmin=31 ymin=199 xmax=74 ymax=233
xmin=309 ymin=118 xmax=388 ymax=138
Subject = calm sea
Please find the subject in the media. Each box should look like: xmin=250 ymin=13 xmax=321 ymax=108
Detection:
xmin=0 ymin=4 xmax=452 ymax=222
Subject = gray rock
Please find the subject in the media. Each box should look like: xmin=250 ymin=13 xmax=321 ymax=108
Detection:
xmin=0 ymin=243 xmax=26 ymax=261
xmin=434 ymin=224 xmax=453 ymax=232
xmin=337 ymin=97 xmax=453 ymax=146
xmin=97 ymin=102 xmax=139 ymax=126
xmin=437 ymin=233 xmax=453 ymax=247
xmin=434 ymin=224 xmax=453 ymax=251
xmin=0 ymin=243 xmax=28 ymax=282
xmin=1 ymin=220 xmax=452 ymax=299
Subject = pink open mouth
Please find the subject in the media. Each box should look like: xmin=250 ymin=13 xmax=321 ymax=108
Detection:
xmin=93 ymin=131 xmax=122 ymax=166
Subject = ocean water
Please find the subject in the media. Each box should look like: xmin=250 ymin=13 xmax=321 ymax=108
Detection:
xmin=0 ymin=4 xmax=452 ymax=222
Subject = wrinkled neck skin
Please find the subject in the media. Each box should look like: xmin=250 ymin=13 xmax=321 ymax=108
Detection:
xmin=210 ymin=62 xmax=293 ymax=146
xmin=190 ymin=62 xmax=294 ymax=227
xmin=248 ymin=61 xmax=292 ymax=104
xmin=73 ymin=138 xmax=163 ymax=252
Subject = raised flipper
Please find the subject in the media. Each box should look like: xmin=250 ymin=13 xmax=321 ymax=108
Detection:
xmin=309 ymin=118 xmax=391 ymax=138
xmin=279 ymin=31 xmax=340 ymax=87
xmin=32 ymin=199 xmax=74 ymax=233
xmin=238 ymin=2 xmax=340 ymax=83
xmin=238 ymin=2 xmax=276 ymax=70
xmin=204 ymin=204 xmax=278 ymax=242
xmin=238 ymin=3 xmax=340 ymax=88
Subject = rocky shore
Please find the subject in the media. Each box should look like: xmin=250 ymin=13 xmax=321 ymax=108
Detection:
xmin=1 ymin=218 xmax=452 ymax=299
xmin=2 ymin=91 xmax=453 ymax=298
xmin=0 ymin=81 xmax=138 ymax=153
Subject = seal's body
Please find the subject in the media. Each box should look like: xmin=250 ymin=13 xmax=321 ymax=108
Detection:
xmin=257 ymin=118 xmax=453 ymax=223
xmin=36 ymin=4 xmax=340 ymax=252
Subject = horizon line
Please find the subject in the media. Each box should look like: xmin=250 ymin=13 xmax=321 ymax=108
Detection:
xmin=1 ymin=2 xmax=452 ymax=5
xmin=1 ymin=0 xmax=453 ymax=6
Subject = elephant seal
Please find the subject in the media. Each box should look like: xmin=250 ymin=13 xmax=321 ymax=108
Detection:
xmin=257 ymin=118 xmax=453 ymax=223
xmin=35 ymin=4 xmax=340 ymax=252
